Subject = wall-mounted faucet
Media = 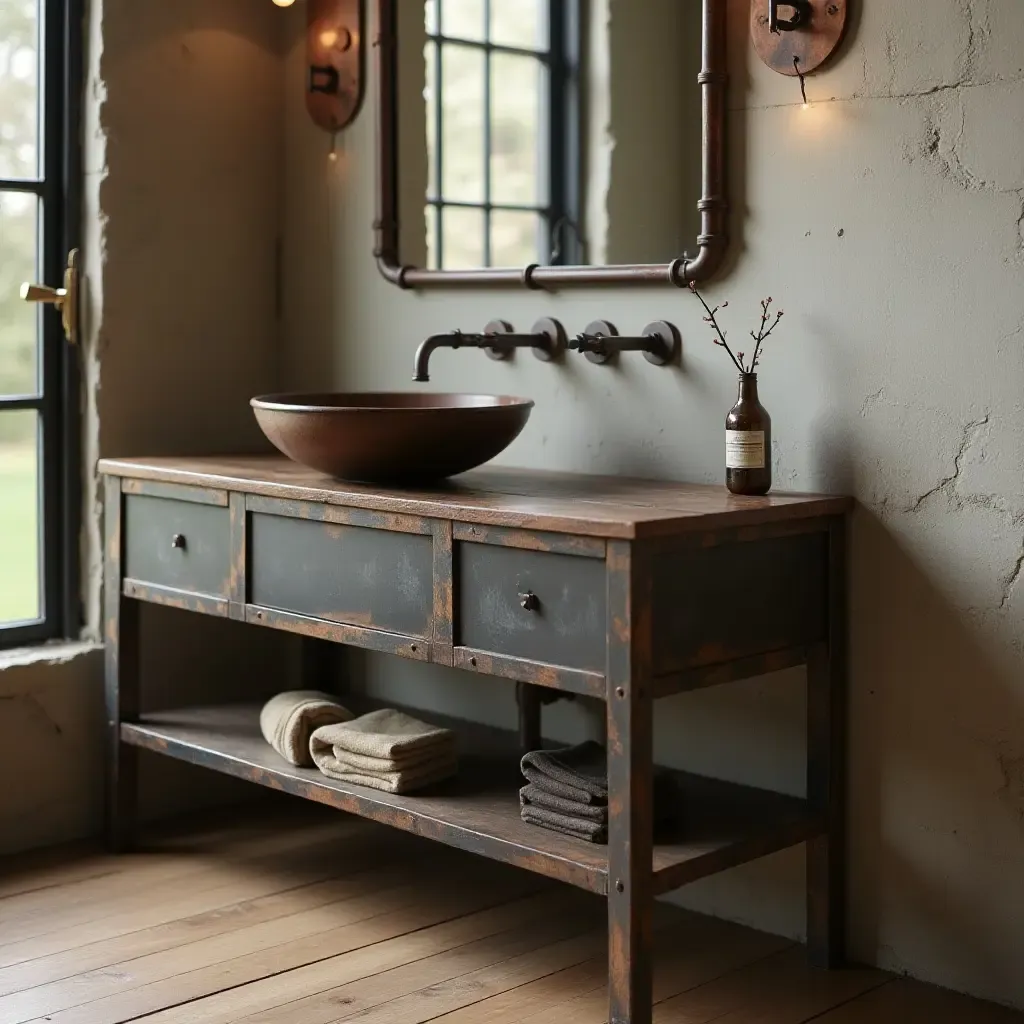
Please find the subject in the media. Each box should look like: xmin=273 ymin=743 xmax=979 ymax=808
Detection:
xmin=568 ymin=320 xmax=681 ymax=366
xmin=413 ymin=318 xmax=566 ymax=382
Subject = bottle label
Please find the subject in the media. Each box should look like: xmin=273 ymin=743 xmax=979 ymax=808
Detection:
xmin=726 ymin=430 xmax=765 ymax=470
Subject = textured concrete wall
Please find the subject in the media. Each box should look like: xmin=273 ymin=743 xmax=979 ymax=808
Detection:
xmin=0 ymin=0 xmax=291 ymax=855
xmin=281 ymin=0 xmax=1024 ymax=1009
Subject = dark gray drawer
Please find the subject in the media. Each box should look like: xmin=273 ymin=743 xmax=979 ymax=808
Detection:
xmin=124 ymin=494 xmax=231 ymax=597
xmin=249 ymin=513 xmax=433 ymax=638
xmin=457 ymin=542 xmax=606 ymax=672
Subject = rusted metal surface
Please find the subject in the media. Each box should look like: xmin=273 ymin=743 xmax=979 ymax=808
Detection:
xmin=374 ymin=0 xmax=729 ymax=289
xmin=806 ymin=516 xmax=848 ymax=967
xmin=228 ymin=492 xmax=247 ymax=622
xmin=750 ymin=0 xmax=849 ymax=77
xmin=245 ymin=605 xmax=430 ymax=662
xmin=650 ymin=532 xmax=827 ymax=676
xmin=454 ymin=648 xmax=605 ymax=700
xmin=606 ymin=540 xmax=655 ymax=1024
xmin=104 ymin=477 xmax=138 ymax=852
xmin=124 ymin=495 xmax=231 ymax=599
xmin=121 ymin=703 xmax=607 ymax=894
xmin=457 ymin=542 xmax=607 ymax=673
xmin=99 ymin=456 xmax=852 ymax=541
xmin=102 ymin=456 xmax=853 ymax=1024
xmin=453 ymin=523 xmax=606 ymax=559
xmin=431 ymin=520 xmax=454 ymax=667
xmin=516 ymin=682 xmax=543 ymax=755
xmin=249 ymin=512 xmax=433 ymax=638
xmin=123 ymin=580 xmax=230 ymax=619
xmin=245 ymin=493 xmax=432 ymax=536
xmin=305 ymin=0 xmax=365 ymax=132
xmin=250 ymin=393 xmax=534 ymax=484
xmin=120 ymin=477 xmax=228 ymax=507
xmin=653 ymin=645 xmax=808 ymax=698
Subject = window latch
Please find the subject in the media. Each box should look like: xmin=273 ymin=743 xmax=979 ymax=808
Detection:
xmin=21 ymin=248 xmax=79 ymax=346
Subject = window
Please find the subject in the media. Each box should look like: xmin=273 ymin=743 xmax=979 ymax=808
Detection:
xmin=0 ymin=0 xmax=81 ymax=648
xmin=424 ymin=0 xmax=580 ymax=270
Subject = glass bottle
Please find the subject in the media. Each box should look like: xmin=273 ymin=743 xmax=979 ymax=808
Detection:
xmin=725 ymin=373 xmax=771 ymax=495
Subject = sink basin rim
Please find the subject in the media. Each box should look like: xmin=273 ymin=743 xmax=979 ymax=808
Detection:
xmin=251 ymin=392 xmax=535 ymax=414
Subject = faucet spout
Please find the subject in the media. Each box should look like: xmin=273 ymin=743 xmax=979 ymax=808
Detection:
xmin=413 ymin=331 xmax=466 ymax=383
xmin=413 ymin=319 xmax=566 ymax=382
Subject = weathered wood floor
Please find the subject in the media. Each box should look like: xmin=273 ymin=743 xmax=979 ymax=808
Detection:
xmin=0 ymin=803 xmax=1019 ymax=1024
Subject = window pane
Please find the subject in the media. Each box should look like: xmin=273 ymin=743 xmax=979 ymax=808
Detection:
xmin=0 ymin=410 xmax=40 ymax=624
xmin=425 ymin=42 xmax=438 ymax=198
xmin=0 ymin=0 xmax=38 ymax=179
xmin=0 ymin=191 xmax=39 ymax=396
xmin=489 ymin=0 xmax=547 ymax=51
xmin=441 ymin=44 xmax=485 ymax=203
xmin=441 ymin=0 xmax=484 ymax=42
xmin=490 ymin=54 xmax=543 ymax=206
xmin=441 ymin=205 xmax=485 ymax=269
xmin=491 ymin=209 xmax=541 ymax=266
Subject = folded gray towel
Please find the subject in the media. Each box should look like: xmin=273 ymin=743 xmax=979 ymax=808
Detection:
xmin=316 ymin=708 xmax=456 ymax=761
xmin=520 ymin=741 xmax=608 ymax=805
xmin=521 ymin=805 xmax=607 ymax=844
xmin=520 ymin=784 xmax=607 ymax=823
xmin=259 ymin=691 xmax=354 ymax=767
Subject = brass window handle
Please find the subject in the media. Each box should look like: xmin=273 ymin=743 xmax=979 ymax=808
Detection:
xmin=21 ymin=248 xmax=80 ymax=345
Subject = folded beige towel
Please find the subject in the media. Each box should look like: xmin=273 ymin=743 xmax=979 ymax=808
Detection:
xmin=310 ymin=744 xmax=457 ymax=794
xmin=314 ymin=708 xmax=455 ymax=761
xmin=259 ymin=691 xmax=354 ymax=767
xmin=325 ymin=746 xmax=453 ymax=774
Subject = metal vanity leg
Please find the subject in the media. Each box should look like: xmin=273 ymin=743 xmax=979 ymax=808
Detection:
xmin=104 ymin=477 xmax=139 ymax=852
xmin=606 ymin=541 xmax=655 ymax=1024
xmin=517 ymin=681 xmax=543 ymax=754
xmin=301 ymin=637 xmax=337 ymax=694
xmin=806 ymin=518 xmax=847 ymax=968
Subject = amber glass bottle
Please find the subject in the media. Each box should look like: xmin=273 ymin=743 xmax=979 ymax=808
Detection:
xmin=725 ymin=373 xmax=771 ymax=495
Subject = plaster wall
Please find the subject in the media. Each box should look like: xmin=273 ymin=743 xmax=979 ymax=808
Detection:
xmin=0 ymin=0 xmax=291 ymax=855
xmin=282 ymin=0 xmax=1024 ymax=1010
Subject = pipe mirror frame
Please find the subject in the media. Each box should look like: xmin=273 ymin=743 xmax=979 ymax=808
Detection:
xmin=373 ymin=0 xmax=728 ymax=290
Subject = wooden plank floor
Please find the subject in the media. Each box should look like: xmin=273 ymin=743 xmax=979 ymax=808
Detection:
xmin=0 ymin=803 xmax=1019 ymax=1024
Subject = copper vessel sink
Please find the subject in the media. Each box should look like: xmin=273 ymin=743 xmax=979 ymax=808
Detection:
xmin=251 ymin=393 xmax=534 ymax=484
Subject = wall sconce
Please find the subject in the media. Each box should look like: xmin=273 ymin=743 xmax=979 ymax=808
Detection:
xmin=750 ymin=0 xmax=848 ymax=101
xmin=273 ymin=0 xmax=366 ymax=137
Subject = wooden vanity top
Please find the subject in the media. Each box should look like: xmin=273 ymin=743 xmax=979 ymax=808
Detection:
xmin=99 ymin=455 xmax=851 ymax=540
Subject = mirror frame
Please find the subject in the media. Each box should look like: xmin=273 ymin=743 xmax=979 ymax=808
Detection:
xmin=373 ymin=0 xmax=728 ymax=289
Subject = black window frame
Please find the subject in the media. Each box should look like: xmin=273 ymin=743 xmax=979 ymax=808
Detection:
xmin=425 ymin=0 xmax=582 ymax=270
xmin=0 ymin=0 xmax=83 ymax=650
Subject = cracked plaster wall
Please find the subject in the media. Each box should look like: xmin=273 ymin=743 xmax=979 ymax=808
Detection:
xmin=282 ymin=0 xmax=1024 ymax=1009
xmin=2 ymin=0 xmax=1021 ymax=1010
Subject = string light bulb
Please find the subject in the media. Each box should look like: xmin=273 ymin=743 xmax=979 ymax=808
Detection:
xmin=271 ymin=0 xmax=296 ymax=7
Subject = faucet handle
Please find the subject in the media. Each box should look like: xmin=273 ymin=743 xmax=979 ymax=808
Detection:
xmin=571 ymin=320 xmax=618 ymax=365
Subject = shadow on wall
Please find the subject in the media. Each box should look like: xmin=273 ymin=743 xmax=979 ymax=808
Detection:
xmin=845 ymin=507 xmax=1024 ymax=1002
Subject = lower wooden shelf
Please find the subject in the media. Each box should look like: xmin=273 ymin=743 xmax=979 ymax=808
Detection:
xmin=121 ymin=703 xmax=822 ymax=896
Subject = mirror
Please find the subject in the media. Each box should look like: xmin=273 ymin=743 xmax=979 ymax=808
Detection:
xmin=375 ymin=0 xmax=728 ymax=289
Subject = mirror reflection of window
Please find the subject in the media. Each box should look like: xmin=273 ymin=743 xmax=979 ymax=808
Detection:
xmin=423 ymin=0 xmax=577 ymax=270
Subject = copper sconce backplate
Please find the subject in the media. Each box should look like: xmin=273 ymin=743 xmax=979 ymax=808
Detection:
xmin=306 ymin=0 xmax=365 ymax=132
xmin=750 ymin=0 xmax=848 ymax=76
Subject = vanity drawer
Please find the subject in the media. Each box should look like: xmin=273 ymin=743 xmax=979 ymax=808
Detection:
xmin=124 ymin=494 xmax=231 ymax=597
xmin=249 ymin=512 xmax=433 ymax=638
xmin=456 ymin=539 xmax=607 ymax=673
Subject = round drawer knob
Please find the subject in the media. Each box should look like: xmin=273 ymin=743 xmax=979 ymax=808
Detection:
xmin=171 ymin=533 xmax=187 ymax=550
xmin=519 ymin=591 xmax=539 ymax=612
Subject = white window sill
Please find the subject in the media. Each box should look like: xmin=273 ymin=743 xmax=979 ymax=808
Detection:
xmin=0 ymin=639 xmax=102 ymax=678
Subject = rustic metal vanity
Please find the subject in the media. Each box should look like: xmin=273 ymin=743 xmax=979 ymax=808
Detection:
xmin=100 ymin=455 xmax=850 ymax=1024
